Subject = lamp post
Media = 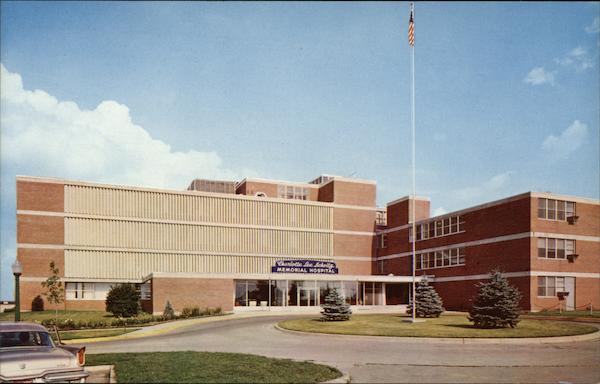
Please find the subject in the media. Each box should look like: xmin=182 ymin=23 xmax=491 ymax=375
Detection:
xmin=12 ymin=260 xmax=23 ymax=322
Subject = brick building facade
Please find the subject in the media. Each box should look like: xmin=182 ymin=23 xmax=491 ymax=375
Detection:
xmin=15 ymin=174 xmax=599 ymax=313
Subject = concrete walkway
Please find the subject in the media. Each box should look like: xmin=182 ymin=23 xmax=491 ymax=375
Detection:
xmin=84 ymin=314 xmax=600 ymax=383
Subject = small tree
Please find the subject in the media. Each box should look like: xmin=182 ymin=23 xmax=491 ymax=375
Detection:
xmin=163 ymin=300 xmax=175 ymax=320
xmin=406 ymin=278 xmax=444 ymax=318
xmin=468 ymin=270 xmax=522 ymax=328
xmin=320 ymin=288 xmax=352 ymax=321
xmin=41 ymin=261 xmax=64 ymax=323
xmin=105 ymin=284 xmax=140 ymax=318
xmin=31 ymin=295 xmax=44 ymax=311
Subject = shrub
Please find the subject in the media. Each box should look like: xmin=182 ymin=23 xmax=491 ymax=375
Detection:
xmin=320 ymin=287 xmax=352 ymax=321
xmin=191 ymin=307 xmax=201 ymax=317
xmin=163 ymin=301 xmax=175 ymax=320
xmin=3 ymin=306 xmax=15 ymax=313
xmin=31 ymin=295 xmax=45 ymax=311
xmin=181 ymin=307 xmax=193 ymax=318
xmin=406 ymin=278 xmax=444 ymax=318
xmin=105 ymin=283 xmax=140 ymax=318
xmin=468 ymin=270 xmax=522 ymax=328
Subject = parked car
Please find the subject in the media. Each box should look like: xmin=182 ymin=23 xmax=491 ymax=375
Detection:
xmin=0 ymin=322 xmax=89 ymax=383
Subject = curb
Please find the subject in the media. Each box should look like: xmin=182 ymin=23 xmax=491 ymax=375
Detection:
xmin=323 ymin=373 xmax=351 ymax=383
xmin=274 ymin=323 xmax=600 ymax=345
xmin=62 ymin=314 xmax=235 ymax=344
xmin=63 ymin=311 xmax=305 ymax=344
xmin=85 ymin=364 xmax=116 ymax=383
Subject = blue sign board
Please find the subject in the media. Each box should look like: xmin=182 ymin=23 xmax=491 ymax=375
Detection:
xmin=271 ymin=260 xmax=338 ymax=274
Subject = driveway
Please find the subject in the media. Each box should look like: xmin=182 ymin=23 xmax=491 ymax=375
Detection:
xmin=86 ymin=315 xmax=600 ymax=383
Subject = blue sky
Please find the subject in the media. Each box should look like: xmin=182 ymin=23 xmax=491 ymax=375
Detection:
xmin=1 ymin=2 xmax=598 ymax=299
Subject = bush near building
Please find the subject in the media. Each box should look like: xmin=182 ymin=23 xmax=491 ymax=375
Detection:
xmin=105 ymin=284 xmax=140 ymax=318
xmin=163 ymin=300 xmax=175 ymax=319
xmin=31 ymin=295 xmax=44 ymax=311
xmin=406 ymin=278 xmax=444 ymax=318
xmin=321 ymin=288 xmax=352 ymax=321
xmin=469 ymin=270 xmax=522 ymax=328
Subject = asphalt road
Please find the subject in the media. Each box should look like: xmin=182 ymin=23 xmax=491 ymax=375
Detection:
xmin=86 ymin=315 xmax=600 ymax=383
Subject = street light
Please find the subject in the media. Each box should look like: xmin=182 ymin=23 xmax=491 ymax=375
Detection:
xmin=12 ymin=259 xmax=23 ymax=322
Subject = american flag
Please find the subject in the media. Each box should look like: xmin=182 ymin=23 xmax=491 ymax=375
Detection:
xmin=408 ymin=4 xmax=414 ymax=47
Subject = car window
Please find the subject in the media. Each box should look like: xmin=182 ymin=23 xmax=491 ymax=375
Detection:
xmin=0 ymin=331 xmax=54 ymax=348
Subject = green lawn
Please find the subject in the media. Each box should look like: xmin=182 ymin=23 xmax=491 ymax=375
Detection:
xmin=0 ymin=310 xmax=113 ymax=323
xmin=53 ymin=328 xmax=140 ymax=341
xmin=523 ymin=310 xmax=600 ymax=318
xmin=86 ymin=352 xmax=342 ymax=383
xmin=278 ymin=314 xmax=598 ymax=338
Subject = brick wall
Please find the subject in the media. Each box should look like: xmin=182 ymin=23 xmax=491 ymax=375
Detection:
xmin=17 ymin=180 xmax=64 ymax=212
xmin=151 ymin=277 xmax=234 ymax=313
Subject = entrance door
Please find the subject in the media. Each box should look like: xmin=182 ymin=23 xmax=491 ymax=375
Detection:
xmin=565 ymin=277 xmax=575 ymax=311
xmin=299 ymin=288 xmax=316 ymax=306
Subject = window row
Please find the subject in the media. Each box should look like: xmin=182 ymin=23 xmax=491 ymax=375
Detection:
xmin=277 ymin=185 xmax=310 ymax=200
xmin=410 ymin=216 xmax=464 ymax=242
xmin=416 ymin=248 xmax=465 ymax=270
xmin=537 ymin=198 xmax=575 ymax=221
xmin=65 ymin=282 xmax=150 ymax=300
xmin=537 ymin=276 xmax=566 ymax=297
xmin=234 ymin=279 xmax=387 ymax=307
xmin=537 ymin=238 xmax=575 ymax=259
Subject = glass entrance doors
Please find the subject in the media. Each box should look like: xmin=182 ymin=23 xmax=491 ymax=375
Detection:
xmin=299 ymin=287 xmax=317 ymax=306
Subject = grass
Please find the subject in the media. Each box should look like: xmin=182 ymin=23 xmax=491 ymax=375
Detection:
xmin=278 ymin=314 xmax=598 ymax=338
xmin=86 ymin=352 xmax=342 ymax=383
xmin=52 ymin=328 xmax=140 ymax=341
xmin=523 ymin=310 xmax=600 ymax=318
xmin=0 ymin=310 xmax=113 ymax=323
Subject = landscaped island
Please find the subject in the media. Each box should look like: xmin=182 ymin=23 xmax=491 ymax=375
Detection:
xmin=278 ymin=314 xmax=598 ymax=338
xmin=86 ymin=352 xmax=342 ymax=383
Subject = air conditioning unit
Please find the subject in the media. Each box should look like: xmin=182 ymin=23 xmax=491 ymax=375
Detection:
xmin=567 ymin=215 xmax=579 ymax=225
xmin=567 ymin=253 xmax=579 ymax=263
xmin=556 ymin=291 xmax=569 ymax=300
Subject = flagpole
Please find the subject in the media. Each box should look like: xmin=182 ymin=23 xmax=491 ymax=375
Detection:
xmin=410 ymin=2 xmax=416 ymax=324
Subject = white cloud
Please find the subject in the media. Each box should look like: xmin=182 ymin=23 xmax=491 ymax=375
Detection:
xmin=0 ymin=64 xmax=245 ymax=189
xmin=524 ymin=67 xmax=555 ymax=86
xmin=585 ymin=17 xmax=600 ymax=33
xmin=542 ymin=120 xmax=588 ymax=160
xmin=455 ymin=171 xmax=513 ymax=201
xmin=554 ymin=47 xmax=594 ymax=72
xmin=433 ymin=207 xmax=447 ymax=216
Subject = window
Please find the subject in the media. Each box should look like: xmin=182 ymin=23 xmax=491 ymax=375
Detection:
xmin=547 ymin=238 xmax=556 ymax=258
xmin=379 ymin=234 xmax=387 ymax=249
xmin=557 ymin=201 xmax=565 ymax=220
xmin=277 ymin=184 xmax=309 ymax=200
xmin=547 ymin=199 xmax=556 ymax=220
xmin=414 ymin=216 xmax=463 ymax=242
xmin=538 ymin=198 xmax=575 ymax=221
xmin=537 ymin=198 xmax=547 ymax=218
xmin=566 ymin=202 xmax=575 ymax=218
xmin=566 ymin=239 xmax=575 ymax=256
xmin=66 ymin=282 xmax=98 ymax=300
xmin=450 ymin=217 xmax=458 ymax=233
xmin=416 ymin=247 xmax=465 ymax=270
xmin=537 ymin=237 xmax=574 ymax=259
xmin=538 ymin=276 xmax=566 ymax=297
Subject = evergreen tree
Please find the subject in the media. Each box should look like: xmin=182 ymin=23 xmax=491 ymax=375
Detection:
xmin=105 ymin=284 xmax=140 ymax=318
xmin=320 ymin=288 xmax=352 ymax=321
xmin=406 ymin=278 xmax=444 ymax=318
xmin=163 ymin=300 xmax=175 ymax=320
xmin=468 ymin=270 xmax=522 ymax=328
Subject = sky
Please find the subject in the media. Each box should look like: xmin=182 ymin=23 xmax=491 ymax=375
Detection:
xmin=1 ymin=2 xmax=598 ymax=300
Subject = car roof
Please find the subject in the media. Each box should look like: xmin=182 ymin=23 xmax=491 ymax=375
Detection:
xmin=0 ymin=322 xmax=48 ymax=333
